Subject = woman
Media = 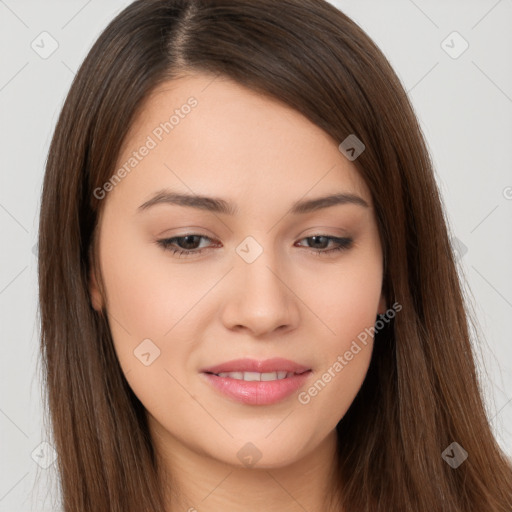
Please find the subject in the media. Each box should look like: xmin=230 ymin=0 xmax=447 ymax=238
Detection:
xmin=38 ymin=0 xmax=512 ymax=510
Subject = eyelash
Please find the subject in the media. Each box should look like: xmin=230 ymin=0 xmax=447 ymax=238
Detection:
xmin=156 ymin=234 xmax=353 ymax=258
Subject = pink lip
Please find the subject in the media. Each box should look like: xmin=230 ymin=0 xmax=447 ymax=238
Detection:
xmin=200 ymin=358 xmax=312 ymax=405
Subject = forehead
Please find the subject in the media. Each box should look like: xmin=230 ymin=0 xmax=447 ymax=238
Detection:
xmin=109 ymin=72 xmax=372 ymax=213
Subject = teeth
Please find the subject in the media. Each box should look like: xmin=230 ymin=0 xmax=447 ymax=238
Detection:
xmin=216 ymin=371 xmax=295 ymax=381
xmin=243 ymin=371 xmax=261 ymax=381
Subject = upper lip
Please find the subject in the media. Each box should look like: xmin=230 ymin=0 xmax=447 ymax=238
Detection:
xmin=201 ymin=358 xmax=311 ymax=375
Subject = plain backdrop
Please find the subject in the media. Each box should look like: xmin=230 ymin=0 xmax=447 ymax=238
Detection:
xmin=0 ymin=1 xmax=511 ymax=510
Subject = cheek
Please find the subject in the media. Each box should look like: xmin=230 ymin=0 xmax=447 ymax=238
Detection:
xmin=97 ymin=230 xmax=207 ymax=415
xmin=98 ymin=221 xmax=227 ymax=413
xmin=304 ymin=247 xmax=383 ymax=348
xmin=99 ymin=222 xmax=210 ymax=342
xmin=293 ymin=250 xmax=382 ymax=420
xmin=295 ymin=304 xmax=377 ymax=432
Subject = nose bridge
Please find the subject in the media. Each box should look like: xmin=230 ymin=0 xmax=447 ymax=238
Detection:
xmin=220 ymin=234 xmax=299 ymax=335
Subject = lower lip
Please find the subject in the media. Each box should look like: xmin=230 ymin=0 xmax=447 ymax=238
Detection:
xmin=201 ymin=371 xmax=312 ymax=405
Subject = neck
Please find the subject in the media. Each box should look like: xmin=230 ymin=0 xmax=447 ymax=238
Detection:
xmin=151 ymin=420 xmax=342 ymax=512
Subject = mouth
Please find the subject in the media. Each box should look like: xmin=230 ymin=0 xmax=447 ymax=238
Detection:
xmin=199 ymin=358 xmax=313 ymax=405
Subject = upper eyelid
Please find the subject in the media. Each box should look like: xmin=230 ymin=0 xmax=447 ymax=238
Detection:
xmin=159 ymin=233 xmax=351 ymax=249
xmin=161 ymin=233 xmax=348 ymax=241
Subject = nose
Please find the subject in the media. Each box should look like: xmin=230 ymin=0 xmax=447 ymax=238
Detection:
xmin=219 ymin=250 xmax=300 ymax=337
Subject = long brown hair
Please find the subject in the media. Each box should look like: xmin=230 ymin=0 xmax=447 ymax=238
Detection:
xmin=38 ymin=0 xmax=512 ymax=510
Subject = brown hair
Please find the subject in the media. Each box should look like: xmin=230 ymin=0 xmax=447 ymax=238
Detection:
xmin=38 ymin=0 xmax=512 ymax=510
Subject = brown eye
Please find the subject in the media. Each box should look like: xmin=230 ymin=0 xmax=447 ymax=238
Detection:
xmin=156 ymin=235 xmax=216 ymax=257
xmin=295 ymin=235 xmax=353 ymax=255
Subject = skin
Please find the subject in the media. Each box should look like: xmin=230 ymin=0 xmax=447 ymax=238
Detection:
xmin=89 ymin=72 xmax=386 ymax=512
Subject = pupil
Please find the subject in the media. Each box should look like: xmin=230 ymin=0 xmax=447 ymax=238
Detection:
xmin=310 ymin=236 xmax=327 ymax=249
xmin=182 ymin=235 xmax=199 ymax=249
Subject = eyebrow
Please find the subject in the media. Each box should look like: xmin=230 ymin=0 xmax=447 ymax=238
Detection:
xmin=137 ymin=189 xmax=369 ymax=215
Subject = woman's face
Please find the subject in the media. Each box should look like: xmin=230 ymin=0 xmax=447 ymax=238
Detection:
xmin=90 ymin=72 xmax=385 ymax=469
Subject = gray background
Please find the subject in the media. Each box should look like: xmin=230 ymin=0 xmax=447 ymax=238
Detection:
xmin=0 ymin=0 xmax=511 ymax=510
